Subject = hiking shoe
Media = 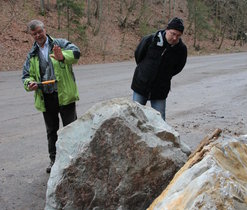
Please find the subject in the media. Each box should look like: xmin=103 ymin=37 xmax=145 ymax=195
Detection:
xmin=46 ymin=160 xmax=54 ymax=173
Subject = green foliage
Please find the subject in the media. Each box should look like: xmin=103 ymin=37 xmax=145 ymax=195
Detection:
xmin=138 ymin=1 xmax=156 ymax=36
xmin=187 ymin=0 xmax=211 ymax=40
xmin=57 ymin=0 xmax=87 ymax=43
xmin=187 ymin=0 xmax=247 ymax=47
xmin=58 ymin=0 xmax=84 ymax=17
xmin=139 ymin=21 xmax=156 ymax=37
xmin=75 ymin=23 xmax=88 ymax=44
xmin=39 ymin=11 xmax=45 ymax=16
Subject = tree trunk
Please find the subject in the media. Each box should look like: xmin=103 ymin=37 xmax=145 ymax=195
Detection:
xmin=168 ymin=0 xmax=171 ymax=20
xmin=212 ymin=1 xmax=218 ymax=43
xmin=241 ymin=17 xmax=246 ymax=46
xmin=57 ymin=0 xmax=61 ymax=29
xmin=87 ymin=0 xmax=91 ymax=26
xmin=218 ymin=24 xmax=226 ymax=49
xmin=173 ymin=0 xmax=175 ymax=17
xmin=233 ymin=12 xmax=240 ymax=46
xmin=163 ymin=0 xmax=167 ymax=17
xmin=47 ymin=0 xmax=50 ymax=10
xmin=193 ymin=0 xmax=197 ymax=48
xmin=120 ymin=1 xmax=123 ymax=14
xmin=67 ymin=5 xmax=70 ymax=40
xmin=40 ymin=0 xmax=45 ymax=15
xmin=93 ymin=0 xmax=102 ymax=36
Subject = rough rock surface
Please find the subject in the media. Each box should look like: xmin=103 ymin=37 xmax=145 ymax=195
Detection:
xmin=148 ymin=132 xmax=247 ymax=210
xmin=45 ymin=98 xmax=189 ymax=210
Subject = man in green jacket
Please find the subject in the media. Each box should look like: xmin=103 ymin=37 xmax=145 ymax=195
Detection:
xmin=22 ymin=20 xmax=81 ymax=173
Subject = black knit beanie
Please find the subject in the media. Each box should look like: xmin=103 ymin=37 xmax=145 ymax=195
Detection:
xmin=167 ymin=17 xmax=184 ymax=33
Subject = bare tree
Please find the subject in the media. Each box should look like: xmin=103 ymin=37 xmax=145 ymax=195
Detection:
xmin=2 ymin=0 xmax=16 ymax=32
xmin=93 ymin=0 xmax=102 ymax=35
xmin=47 ymin=0 xmax=50 ymax=10
xmin=202 ymin=0 xmax=247 ymax=48
xmin=168 ymin=0 xmax=171 ymax=19
xmin=117 ymin=0 xmax=137 ymax=28
xmin=233 ymin=2 xmax=241 ymax=46
xmin=163 ymin=0 xmax=167 ymax=17
xmin=87 ymin=0 xmax=92 ymax=26
xmin=56 ymin=0 xmax=85 ymax=41
xmin=216 ymin=0 xmax=228 ymax=49
xmin=218 ymin=24 xmax=226 ymax=49
xmin=232 ymin=0 xmax=247 ymax=46
xmin=66 ymin=3 xmax=70 ymax=40
xmin=173 ymin=0 xmax=176 ymax=17
xmin=57 ymin=0 xmax=61 ymax=29
xmin=40 ymin=0 xmax=45 ymax=15
xmin=187 ymin=0 xmax=211 ymax=50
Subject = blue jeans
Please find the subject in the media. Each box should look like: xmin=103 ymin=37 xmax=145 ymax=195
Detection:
xmin=133 ymin=91 xmax=166 ymax=121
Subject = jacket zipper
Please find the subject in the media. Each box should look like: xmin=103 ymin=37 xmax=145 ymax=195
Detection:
xmin=161 ymin=48 xmax=167 ymax=56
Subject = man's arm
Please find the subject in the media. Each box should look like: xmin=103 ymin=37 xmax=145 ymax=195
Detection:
xmin=52 ymin=39 xmax=81 ymax=65
xmin=22 ymin=56 xmax=38 ymax=91
xmin=135 ymin=34 xmax=153 ymax=64
xmin=172 ymin=44 xmax=187 ymax=76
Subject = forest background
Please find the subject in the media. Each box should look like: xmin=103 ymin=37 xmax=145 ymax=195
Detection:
xmin=1 ymin=0 xmax=247 ymax=71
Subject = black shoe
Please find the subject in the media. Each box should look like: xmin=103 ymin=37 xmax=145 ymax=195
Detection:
xmin=46 ymin=160 xmax=54 ymax=173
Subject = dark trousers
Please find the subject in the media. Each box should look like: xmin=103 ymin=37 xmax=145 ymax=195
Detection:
xmin=42 ymin=92 xmax=77 ymax=161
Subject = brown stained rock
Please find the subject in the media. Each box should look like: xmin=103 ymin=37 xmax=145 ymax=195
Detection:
xmin=55 ymin=117 xmax=179 ymax=209
xmin=188 ymin=128 xmax=222 ymax=168
xmin=45 ymin=98 xmax=189 ymax=210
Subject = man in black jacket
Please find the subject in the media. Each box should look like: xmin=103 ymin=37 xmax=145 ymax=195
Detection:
xmin=131 ymin=17 xmax=187 ymax=121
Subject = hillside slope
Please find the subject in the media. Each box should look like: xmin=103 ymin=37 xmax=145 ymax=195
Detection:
xmin=0 ymin=0 xmax=246 ymax=71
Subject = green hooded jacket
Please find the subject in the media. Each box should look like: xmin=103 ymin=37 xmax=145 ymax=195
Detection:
xmin=22 ymin=35 xmax=80 ymax=112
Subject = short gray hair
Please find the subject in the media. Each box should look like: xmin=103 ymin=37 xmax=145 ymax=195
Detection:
xmin=27 ymin=20 xmax=44 ymax=32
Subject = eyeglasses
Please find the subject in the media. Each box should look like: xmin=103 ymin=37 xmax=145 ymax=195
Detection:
xmin=31 ymin=29 xmax=44 ymax=37
xmin=168 ymin=30 xmax=182 ymax=39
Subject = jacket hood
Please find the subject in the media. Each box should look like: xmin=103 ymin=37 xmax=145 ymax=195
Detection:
xmin=153 ymin=29 xmax=184 ymax=49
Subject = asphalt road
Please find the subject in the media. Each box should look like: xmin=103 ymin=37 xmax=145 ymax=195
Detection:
xmin=1 ymin=52 xmax=247 ymax=209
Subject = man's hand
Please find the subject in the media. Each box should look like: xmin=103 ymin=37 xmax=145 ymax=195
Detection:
xmin=28 ymin=82 xmax=38 ymax=91
xmin=50 ymin=45 xmax=64 ymax=61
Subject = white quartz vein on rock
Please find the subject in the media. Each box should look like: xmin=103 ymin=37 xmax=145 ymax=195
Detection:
xmin=148 ymin=135 xmax=247 ymax=210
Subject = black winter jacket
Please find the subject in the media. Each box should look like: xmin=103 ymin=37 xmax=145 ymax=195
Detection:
xmin=131 ymin=30 xmax=187 ymax=99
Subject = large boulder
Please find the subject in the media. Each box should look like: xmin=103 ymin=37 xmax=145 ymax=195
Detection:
xmin=148 ymin=131 xmax=247 ymax=210
xmin=45 ymin=98 xmax=189 ymax=210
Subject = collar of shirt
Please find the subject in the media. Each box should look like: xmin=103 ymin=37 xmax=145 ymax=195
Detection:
xmin=38 ymin=38 xmax=49 ymax=62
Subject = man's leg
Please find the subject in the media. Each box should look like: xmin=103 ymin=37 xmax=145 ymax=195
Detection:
xmin=43 ymin=112 xmax=59 ymax=161
xmin=60 ymin=102 xmax=77 ymax=127
xmin=133 ymin=91 xmax=148 ymax=105
xmin=43 ymin=93 xmax=60 ymax=173
xmin=150 ymin=99 xmax=166 ymax=121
